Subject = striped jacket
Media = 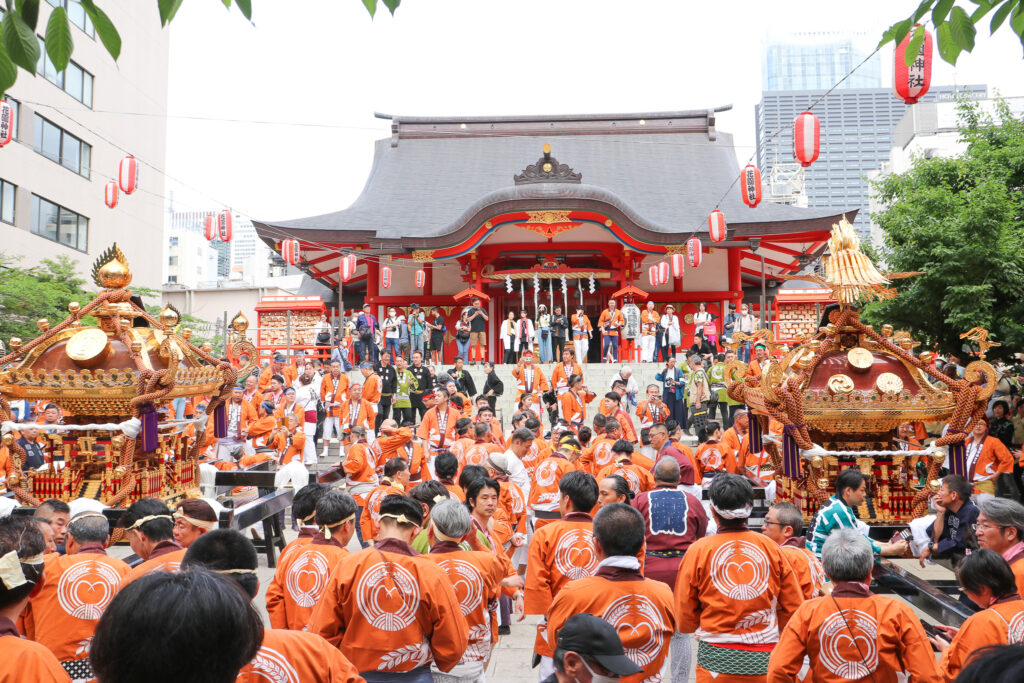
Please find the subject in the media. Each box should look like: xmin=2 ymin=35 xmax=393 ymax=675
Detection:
xmin=806 ymin=496 xmax=881 ymax=558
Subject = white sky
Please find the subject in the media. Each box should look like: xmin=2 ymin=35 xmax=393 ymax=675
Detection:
xmin=161 ymin=0 xmax=1024 ymax=223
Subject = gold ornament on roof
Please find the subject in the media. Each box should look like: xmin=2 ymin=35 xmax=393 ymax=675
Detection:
xmin=91 ymin=243 xmax=132 ymax=289
xmin=159 ymin=304 xmax=181 ymax=329
xmin=960 ymin=327 xmax=1001 ymax=360
xmin=230 ymin=312 xmax=249 ymax=335
xmin=787 ymin=217 xmax=919 ymax=307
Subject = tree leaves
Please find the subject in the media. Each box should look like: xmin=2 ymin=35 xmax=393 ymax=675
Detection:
xmin=17 ymin=0 xmax=39 ymax=30
xmin=382 ymin=0 xmax=401 ymax=15
xmin=936 ymin=21 xmax=963 ymax=63
xmin=362 ymin=0 xmax=377 ymax=17
xmin=990 ymin=0 xmax=1016 ymax=32
xmin=948 ymin=5 xmax=977 ymax=51
xmin=79 ymin=1 xmax=120 ymax=60
xmin=157 ymin=0 xmax=184 ymax=27
xmin=44 ymin=6 xmax=72 ymax=72
xmin=2 ymin=9 xmax=39 ymax=74
xmin=0 ymin=42 xmax=16 ymax=97
xmin=905 ymin=24 xmax=926 ymax=65
xmin=234 ymin=0 xmax=252 ymax=20
xmin=883 ymin=0 xmax=1018 ymax=63
xmin=932 ymin=0 xmax=956 ymax=24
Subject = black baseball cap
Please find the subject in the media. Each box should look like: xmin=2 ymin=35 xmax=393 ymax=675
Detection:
xmin=555 ymin=613 xmax=642 ymax=676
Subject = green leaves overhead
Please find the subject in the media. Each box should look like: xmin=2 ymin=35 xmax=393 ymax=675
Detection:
xmin=904 ymin=24 xmax=926 ymax=65
xmin=381 ymin=0 xmax=401 ymax=15
xmin=44 ymin=6 xmax=72 ymax=71
xmin=0 ymin=42 xmax=17 ymax=96
xmin=2 ymin=9 xmax=39 ymax=73
xmin=157 ymin=0 xmax=184 ymax=27
xmin=362 ymin=0 xmax=377 ymax=18
xmin=880 ymin=0 xmax=1024 ymax=64
xmin=79 ymin=1 xmax=121 ymax=60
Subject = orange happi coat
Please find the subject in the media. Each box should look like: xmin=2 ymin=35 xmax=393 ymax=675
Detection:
xmin=547 ymin=567 xmax=676 ymax=683
xmin=597 ymin=309 xmax=626 ymax=336
xmin=235 ymin=628 xmax=364 ymax=683
xmin=343 ymin=442 xmax=377 ymax=505
xmin=674 ymin=528 xmax=804 ymax=647
xmin=361 ymin=374 xmax=382 ymax=407
xmin=570 ymin=313 xmax=593 ymax=339
xmin=320 ymin=373 xmax=350 ymax=417
xmin=519 ymin=438 xmax=552 ymax=479
xmin=511 ymin=364 xmax=550 ymax=403
xmin=778 ymin=538 xmax=827 ymax=600
xmin=416 ymin=406 xmax=461 ymax=452
xmin=968 ymin=435 xmax=1014 ymax=484
xmin=339 ymin=398 xmax=374 ymax=434
xmin=307 ymin=537 xmax=469 ymax=674
xmin=635 ymin=399 xmax=669 ymax=429
xmin=424 ymin=544 xmax=505 ymax=665
xmin=274 ymin=401 xmax=305 ymax=428
xmin=266 ymin=534 xmax=350 ymax=631
xmin=119 ymin=541 xmax=186 ymax=589
xmin=0 ymin=618 xmax=69 ymax=683
xmin=497 ymin=478 xmax=528 ymax=534
xmin=559 ymin=390 xmax=595 ymax=428
xmin=550 ymin=362 xmax=583 ymax=392
xmin=22 ymin=545 xmax=130 ymax=663
xmin=258 ymin=364 xmax=297 ymax=392
xmin=696 ymin=440 xmax=732 ymax=478
xmin=720 ymin=426 xmax=749 ymax=476
xmin=524 ymin=512 xmax=597 ymax=658
xmin=939 ymin=595 xmax=1024 ymax=682
xmin=768 ymin=582 xmax=941 ymax=683
xmin=640 ymin=309 xmax=661 ymax=337
xmin=277 ymin=527 xmax=318 ymax=565
xmin=397 ymin=439 xmax=428 ymax=482
xmin=597 ymin=459 xmax=655 ymax=497
xmin=615 ymin=409 xmax=639 ymax=444
xmin=360 ymin=479 xmax=405 ymax=542
xmin=206 ymin=400 xmax=258 ymax=442
xmin=579 ymin=436 xmax=618 ymax=476
xmin=462 ymin=441 xmax=504 ymax=469
xmin=529 ymin=454 xmax=576 ymax=517
xmin=278 ymin=431 xmax=307 ymax=466
xmin=371 ymin=428 xmax=414 ymax=471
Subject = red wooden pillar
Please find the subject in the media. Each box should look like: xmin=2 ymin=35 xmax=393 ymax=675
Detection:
xmin=366 ymin=259 xmax=379 ymax=305
xmin=727 ymin=247 xmax=742 ymax=302
xmin=424 ymin=262 xmax=434 ymax=297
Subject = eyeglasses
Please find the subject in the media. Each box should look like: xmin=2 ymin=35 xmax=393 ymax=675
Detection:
xmin=762 ymin=520 xmax=784 ymax=527
xmin=975 ymin=522 xmax=1007 ymax=532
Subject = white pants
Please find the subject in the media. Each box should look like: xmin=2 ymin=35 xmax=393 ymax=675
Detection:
xmin=431 ymin=660 xmax=485 ymax=683
xmin=302 ymin=421 xmax=318 ymax=465
xmin=641 ymin=334 xmax=656 ymax=362
xmin=537 ymin=656 xmax=555 ymax=682
xmin=573 ymin=338 xmax=589 ymax=363
xmin=670 ymin=632 xmax=691 ymax=682
xmin=321 ymin=417 xmax=341 ymax=453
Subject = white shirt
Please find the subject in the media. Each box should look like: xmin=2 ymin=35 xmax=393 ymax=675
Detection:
xmin=384 ymin=316 xmax=403 ymax=339
xmin=502 ymin=448 xmax=531 ymax=502
xmin=292 ymin=376 xmax=322 ymax=411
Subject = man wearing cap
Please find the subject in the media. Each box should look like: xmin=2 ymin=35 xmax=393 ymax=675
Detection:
xmin=22 ymin=511 xmax=130 ymax=680
xmin=308 ymin=494 xmax=469 ymax=680
xmin=118 ymin=499 xmax=186 ymax=587
xmin=525 ymin=470 xmax=601 ymax=676
xmin=675 ymin=474 xmax=804 ymax=683
xmin=543 ymin=612 xmax=642 ymax=683
xmin=512 ymin=350 xmax=549 ymax=413
xmin=597 ymin=299 xmax=626 ymax=364
xmin=570 ymin=305 xmax=593 ymax=365
xmin=258 ymin=353 xmax=296 ymax=392
xmin=417 ymin=387 xmax=461 ymax=454
xmin=424 ymin=500 xmax=507 ymax=681
xmin=266 ymin=490 xmax=357 ymax=631
xmin=547 ymin=503 xmax=676 ymax=683
xmin=319 ymin=359 xmax=349 ymax=458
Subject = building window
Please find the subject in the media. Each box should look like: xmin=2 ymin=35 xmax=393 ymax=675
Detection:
xmin=169 ymin=236 xmax=179 ymax=247
xmin=30 ymin=194 xmax=87 ymax=251
xmin=36 ymin=37 xmax=94 ymax=107
xmin=0 ymin=178 xmax=15 ymax=225
xmin=168 ymin=255 xmax=178 ymax=266
xmin=33 ymin=115 xmax=91 ymax=178
xmin=167 ymin=275 xmax=177 ymax=283
xmin=46 ymin=1 xmax=95 ymax=37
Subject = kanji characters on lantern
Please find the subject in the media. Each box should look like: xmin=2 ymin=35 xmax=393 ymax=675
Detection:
xmin=793 ymin=112 xmax=820 ymax=167
xmin=707 ymin=210 xmax=727 ymax=242
xmin=218 ymin=210 xmax=233 ymax=242
xmin=671 ymin=252 xmax=685 ymax=279
xmin=740 ymin=165 xmax=762 ymax=208
xmin=894 ymin=25 xmax=932 ymax=104
xmin=0 ymin=100 xmax=13 ymax=147
xmin=687 ymin=237 xmax=702 ymax=268
xmin=380 ymin=265 xmax=392 ymax=289
xmin=281 ymin=239 xmax=300 ymax=266
xmin=415 ymin=268 xmax=426 ymax=289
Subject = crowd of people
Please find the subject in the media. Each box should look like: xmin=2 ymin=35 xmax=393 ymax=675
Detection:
xmin=320 ymin=298 xmax=761 ymax=368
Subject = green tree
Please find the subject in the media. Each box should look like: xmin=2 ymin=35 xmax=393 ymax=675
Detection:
xmin=863 ymin=98 xmax=1024 ymax=360
xmin=0 ymin=254 xmax=97 ymax=344
xmin=880 ymin=0 xmax=1024 ymax=65
xmin=0 ymin=0 xmax=399 ymax=96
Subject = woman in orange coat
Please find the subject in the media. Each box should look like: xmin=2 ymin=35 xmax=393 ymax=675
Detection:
xmin=965 ymin=417 xmax=1014 ymax=496
xmin=274 ymin=388 xmax=305 ymax=428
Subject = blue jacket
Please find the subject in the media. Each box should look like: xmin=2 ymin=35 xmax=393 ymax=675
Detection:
xmin=655 ymin=367 xmax=686 ymax=400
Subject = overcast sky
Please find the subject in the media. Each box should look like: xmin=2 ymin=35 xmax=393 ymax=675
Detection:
xmin=161 ymin=0 xmax=1024 ymax=223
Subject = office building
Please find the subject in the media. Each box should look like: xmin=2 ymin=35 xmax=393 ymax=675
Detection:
xmin=762 ymin=31 xmax=882 ymax=91
xmin=0 ymin=2 xmax=169 ymax=289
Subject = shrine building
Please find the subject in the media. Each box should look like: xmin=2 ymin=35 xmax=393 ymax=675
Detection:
xmin=253 ymin=108 xmax=853 ymax=363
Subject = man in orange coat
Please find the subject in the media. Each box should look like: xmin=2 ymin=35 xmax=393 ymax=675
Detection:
xmin=579 ymin=418 xmax=623 ymax=476
xmin=597 ymin=298 xmax=626 ymax=363
xmin=258 ymin=353 xmax=296 ymax=392
xmin=279 ymin=483 xmax=331 ymax=564
xmin=529 ymin=441 xmax=579 ymax=529
xmin=525 ymin=470 xmax=600 ymax=676
xmin=22 ymin=512 xmax=130 ymax=680
xmin=550 ymin=347 xmax=584 ymax=398
xmin=180 ymin=529 xmax=364 ymax=683
xmin=359 ymin=364 xmax=382 ymax=434
xmin=308 ymin=495 xmax=469 ymax=678
xmin=558 ymin=374 xmax=596 ymax=430
xmin=266 ymin=490 xmax=357 ymax=631
xmin=360 ymin=458 xmax=410 ymax=543
xmin=210 ymin=385 xmax=257 ymax=462
xmin=768 ymin=528 xmax=940 ymax=683
xmin=118 ymin=499 xmax=186 ymax=588
xmin=0 ymin=517 xmax=70 ymax=683
xmin=570 ymin=304 xmax=594 ymax=365
xmin=636 ymin=383 xmax=670 ymax=429
xmin=639 ymin=300 xmax=661 ymax=363
xmin=965 ymin=416 xmax=1015 ymax=496
xmin=721 ymin=409 xmax=751 ymax=476
xmin=417 ymin=388 xmax=461 ymax=454
xmin=462 ymin=422 xmax=505 ymax=469
xmin=597 ymin=440 xmax=655 ymax=497
xmin=424 ymin=500 xmax=507 ymax=681
xmin=511 ymin=351 xmax=549 ymax=409
xmin=762 ymin=502 xmax=827 ymax=600
xmin=240 ymin=373 xmax=263 ymax=412
xmin=320 ymin=359 xmax=350 ymax=457
xmin=547 ymin=503 xmax=676 ymax=683
xmin=339 ymin=383 xmax=375 ymax=443
xmin=675 ymin=474 xmax=804 ymax=683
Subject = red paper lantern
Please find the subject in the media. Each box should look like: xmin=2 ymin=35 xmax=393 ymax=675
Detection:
xmin=648 ymin=265 xmax=658 ymax=288
xmin=671 ymin=253 xmax=685 ymax=279
xmin=104 ymin=181 xmax=118 ymax=209
xmin=281 ymin=238 xmax=300 ymax=266
xmin=340 ymin=254 xmax=357 ymax=282
xmin=118 ymin=155 xmax=139 ymax=194
xmin=793 ymin=112 xmax=820 ymax=167
xmin=707 ymin=210 xmax=727 ymax=243
xmin=415 ymin=269 xmax=426 ymax=289
xmin=740 ymin=165 xmax=762 ymax=208
xmin=218 ymin=210 xmax=233 ymax=242
xmin=657 ymin=261 xmax=670 ymax=286
xmin=0 ymin=100 xmax=13 ymax=147
xmin=894 ymin=25 xmax=932 ymax=104
xmin=380 ymin=265 xmax=392 ymax=290
xmin=204 ymin=213 xmax=217 ymax=241
xmin=687 ymin=237 xmax=702 ymax=268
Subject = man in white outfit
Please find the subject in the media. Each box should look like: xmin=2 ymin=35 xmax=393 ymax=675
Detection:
xmin=291 ymin=363 xmax=322 ymax=465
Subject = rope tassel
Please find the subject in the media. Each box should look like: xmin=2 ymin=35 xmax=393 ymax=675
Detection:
xmin=138 ymin=403 xmax=159 ymax=453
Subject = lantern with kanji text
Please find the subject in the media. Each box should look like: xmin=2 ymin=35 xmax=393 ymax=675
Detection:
xmin=118 ymin=155 xmax=139 ymax=194
xmin=104 ymin=181 xmax=118 ymax=209
xmin=793 ymin=112 xmax=820 ymax=167
xmin=687 ymin=237 xmax=702 ymax=268
xmin=0 ymin=100 xmax=13 ymax=147
xmin=218 ymin=210 xmax=233 ymax=242
xmin=380 ymin=265 xmax=392 ymax=289
xmin=281 ymin=239 xmax=300 ymax=266
xmin=894 ymin=25 xmax=932 ymax=104
xmin=671 ymin=252 xmax=685 ymax=279
xmin=415 ymin=269 xmax=426 ymax=289
xmin=740 ymin=165 xmax=762 ymax=208
xmin=707 ymin=210 xmax=727 ymax=242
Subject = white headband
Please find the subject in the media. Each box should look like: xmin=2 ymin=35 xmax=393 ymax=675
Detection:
xmin=0 ymin=550 xmax=44 ymax=590
xmin=127 ymin=514 xmax=173 ymax=531
xmin=173 ymin=511 xmax=217 ymax=531
xmin=711 ymin=502 xmax=753 ymax=519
